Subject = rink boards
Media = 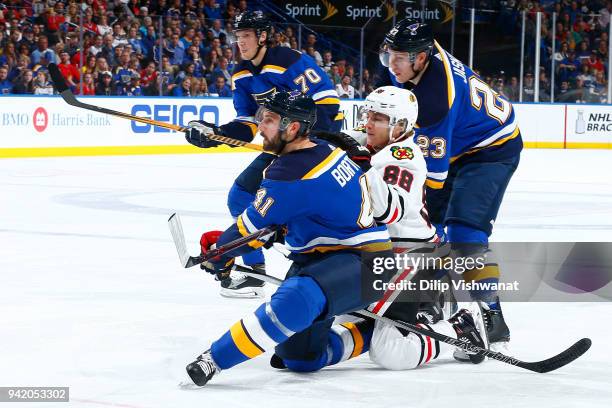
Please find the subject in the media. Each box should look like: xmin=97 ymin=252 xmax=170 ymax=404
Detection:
xmin=0 ymin=96 xmax=611 ymax=157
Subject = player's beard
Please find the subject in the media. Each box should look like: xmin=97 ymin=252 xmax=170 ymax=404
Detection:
xmin=263 ymin=130 xmax=285 ymax=154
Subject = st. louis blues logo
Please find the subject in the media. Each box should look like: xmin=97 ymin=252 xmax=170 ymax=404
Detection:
xmin=287 ymin=90 xmax=303 ymax=100
xmin=407 ymin=23 xmax=420 ymax=35
xmin=391 ymin=146 xmax=414 ymax=160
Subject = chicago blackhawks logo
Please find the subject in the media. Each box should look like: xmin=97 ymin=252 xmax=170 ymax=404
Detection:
xmin=391 ymin=146 xmax=414 ymax=160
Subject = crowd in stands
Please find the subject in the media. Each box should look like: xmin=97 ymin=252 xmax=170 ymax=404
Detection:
xmin=0 ymin=0 xmax=610 ymax=102
xmin=481 ymin=0 xmax=611 ymax=102
xmin=0 ymin=0 xmax=372 ymax=98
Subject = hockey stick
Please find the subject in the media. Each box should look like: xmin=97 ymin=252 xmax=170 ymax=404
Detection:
xmin=233 ymin=264 xmax=592 ymax=374
xmin=167 ymin=213 xmax=279 ymax=268
xmin=46 ymin=63 xmax=270 ymax=153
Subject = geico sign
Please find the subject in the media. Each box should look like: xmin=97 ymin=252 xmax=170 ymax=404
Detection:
xmin=130 ymin=104 xmax=219 ymax=133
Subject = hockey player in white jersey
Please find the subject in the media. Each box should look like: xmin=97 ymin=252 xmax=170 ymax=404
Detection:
xmin=355 ymin=86 xmax=435 ymax=247
xmin=315 ymin=87 xmax=488 ymax=370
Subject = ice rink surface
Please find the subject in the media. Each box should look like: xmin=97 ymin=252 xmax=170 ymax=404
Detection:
xmin=1 ymin=149 xmax=611 ymax=408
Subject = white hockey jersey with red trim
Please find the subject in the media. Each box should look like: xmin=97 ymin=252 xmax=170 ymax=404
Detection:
xmin=362 ymin=133 xmax=436 ymax=245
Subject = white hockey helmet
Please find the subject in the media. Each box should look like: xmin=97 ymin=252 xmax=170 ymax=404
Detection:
xmin=358 ymin=86 xmax=418 ymax=142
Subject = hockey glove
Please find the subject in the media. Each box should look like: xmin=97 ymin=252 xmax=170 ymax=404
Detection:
xmin=185 ymin=120 xmax=222 ymax=148
xmin=313 ymin=130 xmax=372 ymax=171
xmin=199 ymin=230 xmax=234 ymax=278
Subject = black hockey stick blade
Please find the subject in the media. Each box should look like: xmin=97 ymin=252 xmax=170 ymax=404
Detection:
xmin=517 ymin=337 xmax=592 ymax=373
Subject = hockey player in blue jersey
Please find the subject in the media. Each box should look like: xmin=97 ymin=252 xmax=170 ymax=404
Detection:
xmin=183 ymin=91 xmax=394 ymax=387
xmin=185 ymin=11 xmax=342 ymax=298
xmin=378 ymin=20 xmax=522 ymax=353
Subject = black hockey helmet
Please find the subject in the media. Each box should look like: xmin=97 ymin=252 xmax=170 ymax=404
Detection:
xmin=380 ymin=19 xmax=434 ymax=66
xmin=257 ymin=91 xmax=317 ymax=135
xmin=232 ymin=10 xmax=272 ymax=39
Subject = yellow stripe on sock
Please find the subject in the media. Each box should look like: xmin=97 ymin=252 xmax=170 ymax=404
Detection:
xmin=341 ymin=322 xmax=364 ymax=358
xmin=229 ymin=320 xmax=264 ymax=359
xmin=463 ymin=265 xmax=500 ymax=283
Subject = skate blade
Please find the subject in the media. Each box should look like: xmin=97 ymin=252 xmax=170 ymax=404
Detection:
xmin=220 ymin=287 xmax=265 ymax=299
xmin=453 ymin=348 xmax=471 ymax=362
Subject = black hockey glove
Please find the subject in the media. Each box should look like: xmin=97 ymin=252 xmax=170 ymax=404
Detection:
xmin=312 ymin=130 xmax=372 ymax=171
xmin=185 ymin=120 xmax=222 ymax=148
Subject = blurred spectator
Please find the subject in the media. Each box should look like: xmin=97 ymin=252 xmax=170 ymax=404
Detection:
xmin=212 ymin=57 xmax=231 ymax=83
xmin=45 ymin=6 xmax=65 ymax=44
xmin=176 ymin=62 xmax=196 ymax=83
xmin=505 ymin=76 xmax=520 ymax=101
xmin=97 ymin=14 xmax=112 ymax=36
xmin=321 ymin=50 xmax=334 ymax=73
xmin=211 ymin=19 xmax=226 ymax=38
xmin=95 ymin=57 xmax=111 ymax=79
xmin=204 ymin=0 xmax=223 ymax=20
xmin=127 ymin=27 xmax=144 ymax=55
xmin=8 ymin=55 xmax=30 ymax=81
xmin=0 ymin=66 xmax=13 ymax=94
xmin=575 ymin=41 xmax=590 ymax=64
xmin=89 ymin=35 xmax=104 ymax=57
xmin=336 ymin=74 xmax=356 ymax=99
xmin=12 ymin=69 xmax=34 ymax=94
xmin=19 ymin=27 xmax=36 ymax=52
xmin=304 ymin=33 xmax=322 ymax=65
xmin=345 ymin=64 xmax=358 ymax=89
xmin=173 ymin=77 xmax=193 ymax=96
xmin=95 ymin=71 xmax=117 ymax=96
xmin=57 ymin=51 xmax=80 ymax=89
xmin=80 ymin=72 xmax=96 ymax=95
xmin=360 ymin=68 xmax=374 ymax=97
xmin=205 ymin=48 xmax=219 ymax=74
xmin=329 ymin=64 xmax=341 ymax=85
xmin=493 ymin=77 xmax=508 ymax=98
xmin=99 ymin=35 xmax=116 ymax=66
xmin=558 ymin=51 xmax=580 ymax=82
xmin=33 ymin=70 xmax=54 ymax=95
xmin=140 ymin=61 xmax=158 ymax=88
xmin=585 ymin=51 xmax=604 ymax=72
xmin=223 ymin=47 xmax=236 ymax=71
xmin=1 ymin=41 xmax=17 ymax=69
xmin=192 ymin=77 xmax=210 ymax=96
xmin=181 ymin=27 xmax=196 ymax=49
xmin=166 ymin=33 xmax=185 ymax=67
xmin=596 ymin=40 xmax=608 ymax=62
xmin=208 ymin=75 xmax=231 ymax=97
xmin=598 ymin=1 xmax=612 ymax=31
xmin=538 ymin=70 xmax=551 ymax=101
xmin=112 ymin=23 xmax=128 ymax=47
xmin=31 ymin=35 xmax=57 ymax=65
xmin=118 ymin=72 xmax=142 ymax=96
xmin=522 ymin=72 xmax=535 ymax=101
xmin=141 ymin=25 xmax=157 ymax=57
xmin=576 ymin=64 xmax=595 ymax=87
xmin=83 ymin=8 xmax=97 ymax=34
xmin=82 ymin=55 xmax=97 ymax=76
xmin=589 ymin=69 xmax=608 ymax=102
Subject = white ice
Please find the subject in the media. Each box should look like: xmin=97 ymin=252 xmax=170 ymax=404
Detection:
xmin=1 ymin=149 xmax=611 ymax=408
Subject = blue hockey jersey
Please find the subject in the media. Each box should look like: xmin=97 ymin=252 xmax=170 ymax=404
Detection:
xmin=216 ymin=140 xmax=391 ymax=258
xmin=221 ymin=46 xmax=342 ymax=140
xmin=390 ymin=41 xmax=522 ymax=190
